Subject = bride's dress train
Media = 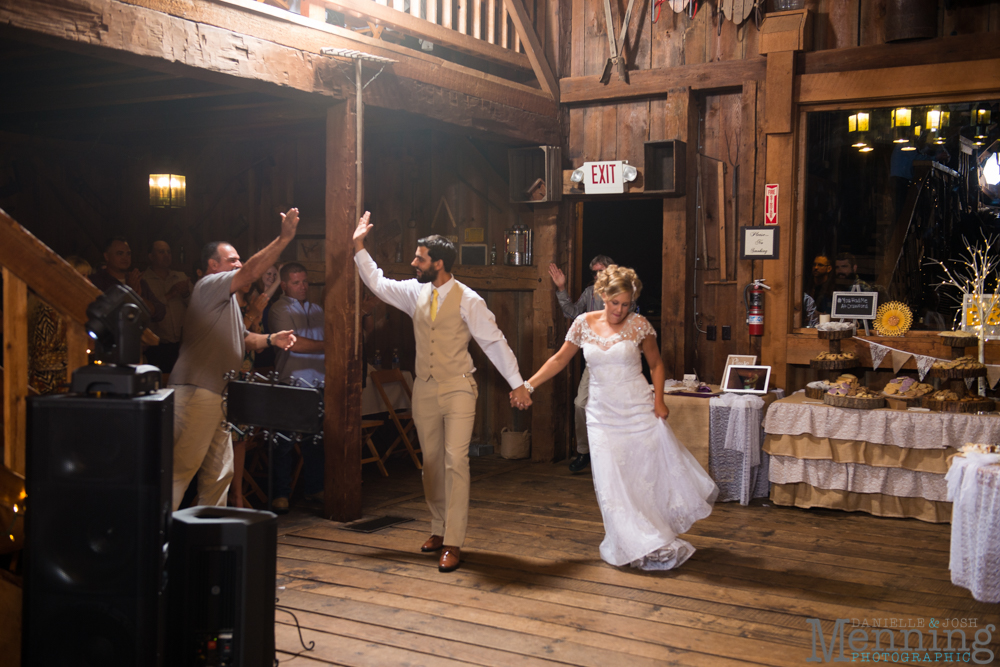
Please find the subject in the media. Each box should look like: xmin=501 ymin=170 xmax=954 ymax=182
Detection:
xmin=568 ymin=313 xmax=718 ymax=570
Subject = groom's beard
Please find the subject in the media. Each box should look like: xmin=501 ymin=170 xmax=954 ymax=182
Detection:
xmin=417 ymin=266 xmax=439 ymax=283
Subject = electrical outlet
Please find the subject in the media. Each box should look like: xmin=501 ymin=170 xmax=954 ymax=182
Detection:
xmin=722 ymin=325 xmax=731 ymax=341
xmin=707 ymin=325 xmax=716 ymax=341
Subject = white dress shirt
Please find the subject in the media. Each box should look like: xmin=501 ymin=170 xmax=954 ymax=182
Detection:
xmin=354 ymin=249 xmax=524 ymax=390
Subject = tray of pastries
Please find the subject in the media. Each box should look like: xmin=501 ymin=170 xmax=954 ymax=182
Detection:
xmin=810 ymin=351 xmax=858 ymax=370
xmin=806 ymin=375 xmax=854 ymax=400
xmin=928 ymin=355 xmax=987 ymax=379
xmin=882 ymin=376 xmax=933 ymax=408
xmin=938 ymin=330 xmax=980 ymax=348
xmin=925 ymin=389 xmax=996 ymax=413
xmin=817 ymin=322 xmax=857 ymax=340
xmin=823 ymin=377 xmax=885 ymax=409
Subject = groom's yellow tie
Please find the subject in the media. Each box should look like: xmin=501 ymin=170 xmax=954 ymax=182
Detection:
xmin=430 ymin=288 xmax=439 ymax=321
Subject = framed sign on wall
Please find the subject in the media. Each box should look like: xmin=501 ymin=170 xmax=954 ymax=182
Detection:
xmin=739 ymin=227 xmax=780 ymax=260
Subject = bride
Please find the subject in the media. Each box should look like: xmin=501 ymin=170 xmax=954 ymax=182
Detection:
xmin=520 ymin=265 xmax=718 ymax=570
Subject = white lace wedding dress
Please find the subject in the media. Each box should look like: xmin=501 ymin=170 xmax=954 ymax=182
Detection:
xmin=568 ymin=313 xmax=719 ymax=570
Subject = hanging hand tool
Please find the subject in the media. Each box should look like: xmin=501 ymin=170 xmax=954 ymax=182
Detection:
xmin=599 ymin=0 xmax=641 ymax=84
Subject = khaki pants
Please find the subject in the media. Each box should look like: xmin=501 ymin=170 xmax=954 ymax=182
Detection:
xmin=411 ymin=374 xmax=478 ymax=547
xmin=171 ymin=385 xmax=234 ymax=511
xmin=574 ymin=367 xmax=591 ymax=455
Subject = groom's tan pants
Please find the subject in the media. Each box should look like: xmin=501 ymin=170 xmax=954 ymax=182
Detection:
xmin=411 ymin=374 xmax=478 ymax=547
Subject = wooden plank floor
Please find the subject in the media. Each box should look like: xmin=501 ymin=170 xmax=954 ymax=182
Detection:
xmin=273 ymin=457 xmax=1000 ymax=666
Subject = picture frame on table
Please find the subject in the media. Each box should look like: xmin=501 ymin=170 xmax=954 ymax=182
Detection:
xmin=723 ymin=355 xmax=757 ymax=384
xmin=722 ymin=365 xmax=771 ymax=395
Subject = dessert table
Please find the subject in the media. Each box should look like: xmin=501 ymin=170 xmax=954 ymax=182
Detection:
xmin=947 ymin=455 xmax=1000 ymax=602
xmin=762 ymin=391 xmax=1000 ymax=522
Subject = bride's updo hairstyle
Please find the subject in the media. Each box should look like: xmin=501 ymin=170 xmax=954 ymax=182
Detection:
xmin=594 ymin=265 xmax=642 ymax=302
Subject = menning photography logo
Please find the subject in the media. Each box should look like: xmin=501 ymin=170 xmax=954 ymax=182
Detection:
xmin=806 ymin=617 xmax=995 ymax=664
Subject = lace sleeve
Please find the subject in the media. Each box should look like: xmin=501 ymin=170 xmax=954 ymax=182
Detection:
xmin=625 ymin=314 xmax=657 ymax=346
xmin=566 ymin=314 xmax=589 ymax=347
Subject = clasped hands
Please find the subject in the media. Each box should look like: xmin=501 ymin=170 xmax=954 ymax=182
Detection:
xmin=509 ymin=385 xmax=532 ymax=410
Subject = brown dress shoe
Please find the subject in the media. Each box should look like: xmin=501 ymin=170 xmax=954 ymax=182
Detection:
xmin=420 ymin=535 xmax=444 ymax=552
xmin=438 ymin=547 xmax=461 ymax=572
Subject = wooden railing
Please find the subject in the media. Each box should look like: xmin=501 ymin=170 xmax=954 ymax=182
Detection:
xmin=1 ymin=208 xmax=100 ymax=476
xmin=295 ymin=0 xmax=559 ymax=100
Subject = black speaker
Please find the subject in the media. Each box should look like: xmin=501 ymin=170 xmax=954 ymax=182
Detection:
xmin=168 ymin=507 xmax=277 ymax=667
xmin=23 ymin=390 xmax=173 ymax=667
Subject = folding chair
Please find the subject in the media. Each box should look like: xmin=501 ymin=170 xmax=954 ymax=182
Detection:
xmin=369 ymin=369 xmax=422 ymax=470
xmin=361 ymin=418 xmax=389 ymax=476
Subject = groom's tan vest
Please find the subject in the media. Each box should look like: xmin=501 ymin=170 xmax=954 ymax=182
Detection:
xmin=413 ymin=282 xmax=473 ymax=382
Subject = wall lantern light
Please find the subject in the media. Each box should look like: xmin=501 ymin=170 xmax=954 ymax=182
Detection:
xmin=149 ymin=174 xmax=186 ymax=208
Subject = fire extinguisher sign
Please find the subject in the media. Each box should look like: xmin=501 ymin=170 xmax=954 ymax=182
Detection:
xmin=764 ymin=184 xmax=779 ymax=225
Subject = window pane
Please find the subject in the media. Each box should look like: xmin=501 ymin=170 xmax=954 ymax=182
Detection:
xmin=801 ymin=101 xmax=1000 ymax=330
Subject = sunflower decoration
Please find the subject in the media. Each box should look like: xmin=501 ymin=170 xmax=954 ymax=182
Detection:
xmin=873 ymin=301 xmax=913 ymax=337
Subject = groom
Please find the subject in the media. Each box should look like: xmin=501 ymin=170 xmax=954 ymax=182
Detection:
xmin=354 ymin=212 xmax=532 ymax=572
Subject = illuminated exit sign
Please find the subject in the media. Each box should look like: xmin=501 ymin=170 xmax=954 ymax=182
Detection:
xmin=582 ymin=161 xmax=625 ymax=194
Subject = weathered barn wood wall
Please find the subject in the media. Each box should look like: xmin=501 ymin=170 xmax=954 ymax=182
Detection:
xmin=361 ymin=129 xmax=567 ymax=458
xmin=564 ymin=0 xmax=1000 ymax=385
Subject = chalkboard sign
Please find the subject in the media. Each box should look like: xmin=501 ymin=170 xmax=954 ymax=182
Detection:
xmin=739 ymin=226 xmax=779 ymax=260
xmin=831 ymin=291 xmax=879 ymax=319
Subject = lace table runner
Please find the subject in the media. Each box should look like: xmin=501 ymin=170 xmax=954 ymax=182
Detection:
xmin=709 ymin=392 xmax=774 ymax=505
xmin=947 ymin=457 xmax=1000 ymax=602
xmin=763 ymin=391 xmax=1000 ymax=450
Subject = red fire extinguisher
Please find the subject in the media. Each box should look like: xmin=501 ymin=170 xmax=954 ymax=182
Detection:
xmin=744 ymin=279 xmax=771 ymax=336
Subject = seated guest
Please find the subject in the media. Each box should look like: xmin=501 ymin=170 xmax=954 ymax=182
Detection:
xmin=91 ymin=236 xmax=166 ymax=324
xmin=267 ymin=262 xmax=326 ymax=512
xmin=143 ymin=240 xmax=191 ymax=375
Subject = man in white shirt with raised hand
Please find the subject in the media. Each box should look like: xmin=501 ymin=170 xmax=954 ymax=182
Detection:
xmin=354 ymin=211 xmax=532 ymax=573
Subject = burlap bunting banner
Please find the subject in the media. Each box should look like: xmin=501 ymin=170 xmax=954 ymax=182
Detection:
xmin=856 ymin=338 xmax=989 ymax=383
xmin=988 ymin=365 xmax=1000 ymax=389
xmin=891 ymin=350 xmax=912 ymax=374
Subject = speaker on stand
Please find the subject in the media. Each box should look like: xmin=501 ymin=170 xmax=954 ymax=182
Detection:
xmin=23 ymin=390 xmax=173 ymax=667
xmin=167 ymin=506 xmax=277 ymax=666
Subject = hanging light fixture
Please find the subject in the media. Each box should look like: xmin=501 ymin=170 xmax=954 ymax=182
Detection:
xmin=902 ymin=124 xmax=919 ymax=151
xmin=149 ymin=174 xmax=186 ymax=208
xmin=926 ymin=109 xmax=942 ymax=131
xmin=892 ymin=107 xmax=912 ymax=143
xmin=849 ymin=111 xmax=870 ymax=148
xmin=974 ymin=103 xmax=992 ymax=141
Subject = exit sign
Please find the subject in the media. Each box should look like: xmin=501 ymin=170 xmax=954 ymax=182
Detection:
xmin=582 ymin=161 xmax=625 ymax=194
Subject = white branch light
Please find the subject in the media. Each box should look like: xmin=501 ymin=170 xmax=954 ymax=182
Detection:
xmin=984 ymin=152 xmax=1000 ymax=187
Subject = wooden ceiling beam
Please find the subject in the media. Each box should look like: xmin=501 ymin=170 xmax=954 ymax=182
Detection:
xmin=2 ymin=83 xmax=246 ymax=113
xmin=560 ymin=58 xmax=766 ymax=105
xmin=314 ymin=0 xmax=532 ymax=73
xmin=1 ymin=0 xmax=559 ymax=144
xmin=503 ymin=0 xmax=559 ymax=102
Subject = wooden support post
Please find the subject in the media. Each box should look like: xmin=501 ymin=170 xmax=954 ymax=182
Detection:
xmin=530 ymin=204 xmax=558 ymax=461
xmin=765 ymin=51 xmax=794 ymax=135
xmin=762 ymin=133 xmax=794 ymax=391
xmin=3 ymin=269 xmax=28 ymax=476
xmin=658 ymin=88 xmax=692 ymax=380
xmin=325 ymin=100 xmax=363 ymax=522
